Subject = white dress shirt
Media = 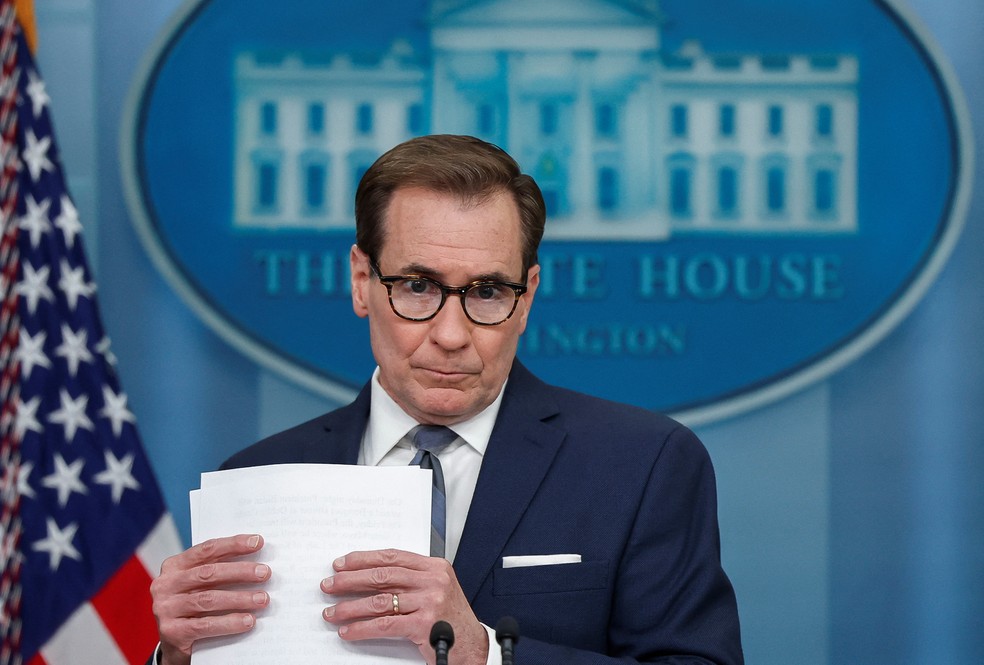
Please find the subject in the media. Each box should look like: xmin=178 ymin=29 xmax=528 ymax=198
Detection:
xmin=359 ymin=367 xmax=505 ymax=665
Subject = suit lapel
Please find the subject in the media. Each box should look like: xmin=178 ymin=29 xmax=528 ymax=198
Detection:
xmin=453 ymin=363 xmax=565 ymax=603
xmin=303 ymin=382 xmax=371 ymax=465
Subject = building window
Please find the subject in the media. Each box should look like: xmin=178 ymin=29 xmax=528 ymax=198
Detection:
xmin=477 ymin=103 xmax=496 ymax=136
xmin=671 ymin=104 xmax=688 ymax=138
xmin=260 ymin=102 xmax=277 ymax=136
xmin=535 ymin=151 xmax=565 ymax=216
xmin=667 ymin=153 xmax=695 ymax=218
xmin=767 ymin=105 xmax=783 ymax=137
xmin=816 ymin=104 xmax=834 ymax=138
xmin=814 ymin=168 xmax=835 ymax=214
xmin=766 ymin=166 xmax=785 ymax=212
xmin=307 ymin=103 xmax=325 ymax=135
xmin=808 ymin=154 xmax=841 ymax=218
xmin=596 ymin=103 xmax=617 ymax=138
xmin=304 ymin=162 xmax=327 ymax=211
xmin=540 ymin=102 xmax=559 ymax=136
xmin=719 ymin=104 xmax=736 ymax=138
xmin=717 ymin=166 xmax=739 ymax=216
xmin=407 ymin=103 xmax=424 ymax=135
xmin=670 ymin=168 xmax=691 ymax=217
xmin=356 ymin=103 xmax=374 ymax=135
xmin=255 ymin=161 xmax=279 ymax=211
xmin=598 ymin=167 xmax=618 ymax=211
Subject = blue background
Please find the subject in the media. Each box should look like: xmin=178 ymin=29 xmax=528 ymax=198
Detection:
xmin=133 ymin=0 xmax=958 ymax=414
xmin=36 ymin=0 xmax=983 ymax=662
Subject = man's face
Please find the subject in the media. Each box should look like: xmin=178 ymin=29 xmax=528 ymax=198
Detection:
xmin=350 ymin=186 xmax=539 ymax=425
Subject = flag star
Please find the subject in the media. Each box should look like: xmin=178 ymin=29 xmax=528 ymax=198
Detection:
xmin=22 ymin=128 xmax=54 ymax=182
xmin=17 ymin=194 xmax=52 ymax=248
xmin=99 ymin=386 xmax=136 ymax=437
xmin=48 ymin=388 xmax=95 ymax=442
xmin=55 ymin=195 xmax=83 ymax=249
xmin=41 ymin=453 xmax=88 ymax=508
xmin=54 ymin=324 xmax=93 ymax=377
xmin=26 ymin=68 xmax=51 ymax=117
xmin=32 ymin=518 xmax=82 ymax=571
xmin=96 ymin=336 xmax=117 ymax=366
xmin=14 ymin=396 xmax=44 ymax=440
xmin=94 ymin=451 xmax=141 ymax=504
xmin=58 ymin=259 xmax=95 ymax=311
xmin=14 ymin=262 xmax=55 ymax=315
xmin=14 ymin=329 xmax=52 ymax=380
xmin=17 ymin=461 xmax=36 ymax=500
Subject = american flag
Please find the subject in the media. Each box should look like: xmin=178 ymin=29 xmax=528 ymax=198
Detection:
xmin=0 ymin=3 xmax=181 ymax=664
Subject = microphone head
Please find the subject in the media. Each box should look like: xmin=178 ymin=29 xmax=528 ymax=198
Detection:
xmin=495 ymin=616 xmax=520 ymax=644
xmin=430 ymin=620 xmax=455 ymax=648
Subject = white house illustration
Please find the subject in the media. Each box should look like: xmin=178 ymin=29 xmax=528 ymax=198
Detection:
xmin=232 ymin=0 xmax=858 ymax=239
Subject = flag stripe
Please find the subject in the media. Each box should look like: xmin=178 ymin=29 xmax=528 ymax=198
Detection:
xmin=137 ymin=513 xmax=182 ymax=578
xmin=90 ymin=556 xmax=157 ymax=665
xmin=38 ymin=602 xmax=128 ymax=665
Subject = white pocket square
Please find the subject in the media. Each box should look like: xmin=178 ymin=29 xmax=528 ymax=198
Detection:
xmin=502 ymin=554 xmax=582 ymax=568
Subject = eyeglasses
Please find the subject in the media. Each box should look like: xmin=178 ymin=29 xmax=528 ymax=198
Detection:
xmin=369 ymin=259 xmax=528 ymax=326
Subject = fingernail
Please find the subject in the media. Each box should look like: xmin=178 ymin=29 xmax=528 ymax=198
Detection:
xmin=321 ymin=576 xmax=333 ymax=590
xmin=338 ymin=625 xmax=348 ymax=637
xmin=247 ymin=535 xmax=260 ymax=549
xmin=323 ymin=605 xmax=334 ymax=619
xmin=243 ymin=614 xmax=255 ymax=628
xmin=252 ymin=591 xmax=267 ymax=605
xmin=333 ymin=556 xmax=345 ymax=570
xmin=255 ymin=564 xmax=270 ymax=579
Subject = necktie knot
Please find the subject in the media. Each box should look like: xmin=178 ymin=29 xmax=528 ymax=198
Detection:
xmin=411 ymin=425 xmax=457 ymax=455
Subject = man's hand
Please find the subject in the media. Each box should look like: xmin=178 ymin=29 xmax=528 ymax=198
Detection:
xmin=150 ymin=534 xmax=271 ymax=665
xmin=321 ymin=549 xmax=488 ymax=665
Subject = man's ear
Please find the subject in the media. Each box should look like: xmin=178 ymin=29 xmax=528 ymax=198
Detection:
xmin=350 ymin=244 xmax=371 ymax=318
xmin=517 ymin=263 xmax=540 ymax=332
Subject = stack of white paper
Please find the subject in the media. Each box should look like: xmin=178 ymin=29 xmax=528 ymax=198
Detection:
xmin=190 ymin=464 xmax=432 ymax=664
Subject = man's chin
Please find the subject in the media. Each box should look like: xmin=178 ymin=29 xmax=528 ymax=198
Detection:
xmin=412 ymin=387 xmax=486 ymax=424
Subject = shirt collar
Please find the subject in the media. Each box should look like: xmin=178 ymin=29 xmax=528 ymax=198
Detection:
xmin=362 ymin=366 xmax=506 ymax=465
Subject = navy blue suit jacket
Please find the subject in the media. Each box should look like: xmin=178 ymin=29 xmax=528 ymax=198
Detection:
xmin=224 ymin=361 xmax=743 ymax=664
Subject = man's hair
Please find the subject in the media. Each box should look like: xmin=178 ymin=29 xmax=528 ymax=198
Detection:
xmin=355 ymin=134 xmax=546 ymax=275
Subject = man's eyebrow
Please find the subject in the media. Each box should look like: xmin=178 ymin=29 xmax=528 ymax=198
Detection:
xmin=397 ymin=263 xmax=518 ymax=284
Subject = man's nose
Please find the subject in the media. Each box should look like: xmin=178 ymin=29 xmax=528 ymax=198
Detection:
xmin=427 ymin=293 xmax=472 ymax=349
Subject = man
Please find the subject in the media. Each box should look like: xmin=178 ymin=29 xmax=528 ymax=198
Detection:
xmin=149 ymin=135 xmax=743 ymax=664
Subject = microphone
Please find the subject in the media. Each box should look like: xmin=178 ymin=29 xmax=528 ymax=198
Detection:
xmin=430 ymin=620 xmax=455 ymax=665
xmin=495 ymin=616 xmax=520 ymax=665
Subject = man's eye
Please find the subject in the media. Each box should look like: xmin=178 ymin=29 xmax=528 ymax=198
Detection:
xmin=474 ymin=284 xmax=504 ymax=300
xmin=407 ymin=279 xmax=432 ymax=295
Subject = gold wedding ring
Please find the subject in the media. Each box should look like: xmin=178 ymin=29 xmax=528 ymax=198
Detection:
xmin=392 ymin=593 xmax=400 ymax=615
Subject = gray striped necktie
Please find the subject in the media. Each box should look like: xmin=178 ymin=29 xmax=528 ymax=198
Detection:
xmin=409 ymin=425 xmax=457 ymax=558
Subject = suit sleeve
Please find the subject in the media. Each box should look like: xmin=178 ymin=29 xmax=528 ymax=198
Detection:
xmin=509 ymin=425 xmax=743 ymax=665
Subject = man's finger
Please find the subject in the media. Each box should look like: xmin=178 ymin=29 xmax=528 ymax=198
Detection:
xmin=323 ymin=591 xmax=403 ymax=623
xmin=160 ymin=534 xmax=264 ymax=574
xmin=159 ymin=611 xmax=260 ymax=656
xmin=332 ymin=548 xmax=432 ymax=573
xmin=153 ymin=561 xmax=271 ymax=597
xmin=155 ymin=587 xmax=270 ymax=621
xmin=336 ymin=615 xmax=416 ymax=644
